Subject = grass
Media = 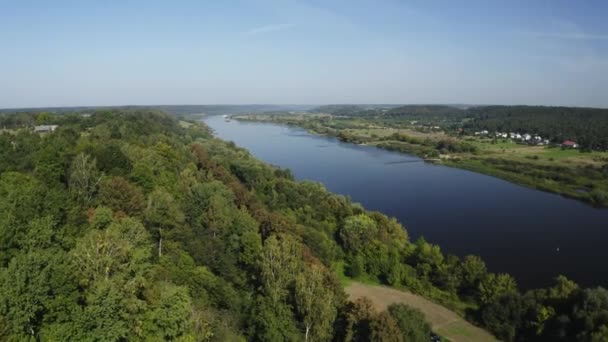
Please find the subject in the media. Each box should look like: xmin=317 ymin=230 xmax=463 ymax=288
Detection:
xmin=178 ymin=120 xmax=194 ymax=128
xmin=332 ymin=261 xmax=352 ymax=287
xmin=331 ymin=261 xmax=382 ymax=287
xmin=345 ymin=282 xmax=498 ymax=342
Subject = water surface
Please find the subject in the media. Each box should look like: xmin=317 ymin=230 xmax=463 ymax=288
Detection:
xmin=206 ymin=116 xmax=608 ymax=289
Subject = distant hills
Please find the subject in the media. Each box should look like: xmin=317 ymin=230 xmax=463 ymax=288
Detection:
xmin=0 ymin=104 xmax=316 ymax=116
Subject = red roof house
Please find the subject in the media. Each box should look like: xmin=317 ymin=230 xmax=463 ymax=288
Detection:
xmin=561 ymin=140 xmax=579 ymax=148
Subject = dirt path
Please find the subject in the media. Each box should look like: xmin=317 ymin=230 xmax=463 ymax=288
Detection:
xmin=345 ymin=282 xmax=498 ymax=342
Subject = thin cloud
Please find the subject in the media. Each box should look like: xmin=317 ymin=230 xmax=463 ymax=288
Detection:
xmin=527 ymin=31 xmax=608 ymax=41
xmin=244 ymin=24 xmax=294 ymax=36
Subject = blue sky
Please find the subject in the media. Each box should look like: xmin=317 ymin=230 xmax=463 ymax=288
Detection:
xmin=1 ymin=0 xmax=607 ymax=108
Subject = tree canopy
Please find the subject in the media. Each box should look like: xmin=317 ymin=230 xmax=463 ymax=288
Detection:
xmin=0 ymin=109 xmax=606 ymax=341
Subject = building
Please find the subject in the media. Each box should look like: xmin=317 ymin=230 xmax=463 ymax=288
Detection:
xmin=34 ymin=125 xmax=59 ymax=133
xmin=561 ymin=140 xmax=579 ymax=148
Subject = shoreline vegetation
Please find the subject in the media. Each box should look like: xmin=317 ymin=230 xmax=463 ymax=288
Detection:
xmin=2 ymin=108 xmax=608 ymax=341
xmin=234 ymin=113 xmax=608 ymax=208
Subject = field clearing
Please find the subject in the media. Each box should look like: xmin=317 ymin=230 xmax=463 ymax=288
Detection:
xmin=345 ymin=282 xmax=498 ymax=342
xmin=466 ymin=138 xmax=608 ymax=167
xmin=178 ymin=120 xmax=194 ymax=128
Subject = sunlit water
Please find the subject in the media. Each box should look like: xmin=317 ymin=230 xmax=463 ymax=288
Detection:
xmin=206 ymin=116 xmax=608 ymax=290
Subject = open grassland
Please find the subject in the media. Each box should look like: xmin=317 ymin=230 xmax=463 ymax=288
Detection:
xmin=345 ymin=282 xmax=498 ymax=342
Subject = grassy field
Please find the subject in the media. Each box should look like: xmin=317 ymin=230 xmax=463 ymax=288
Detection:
xmin=345 ymin=282 xmax=498 ymax=342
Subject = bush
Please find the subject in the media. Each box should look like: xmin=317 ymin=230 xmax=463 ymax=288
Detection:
xmin=388 ymin=303 xmax=431 ymax=342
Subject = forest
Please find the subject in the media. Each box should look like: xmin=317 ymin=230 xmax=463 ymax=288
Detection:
xmin=462 ymin=106 xmax=608 ymax=151
xmin=1 ymin=109 xmax=608 ymax=341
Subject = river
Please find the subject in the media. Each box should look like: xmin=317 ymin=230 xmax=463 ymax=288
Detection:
xmin=205 ymin=116 xmax=608 ymax=290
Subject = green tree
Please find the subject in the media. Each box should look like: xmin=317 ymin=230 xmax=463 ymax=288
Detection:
xmin=98 ymin=176 xmax=145 ymax=216
xmin=69 ymin=153 xmax=102 ymax=205
xmin=0 ymin=249 xmax=76 ymax=339
xmin=481 ymin=293 xmax=523 ymax=341
xmin=35 ymin=112 xmax=52 ymax=125
xmin=144 ymin=188 xmax=184 ymax=257
xmin=0 ymin=172 xmax=49 ymax=263
xmin=340 ymin=297 xmax=376 ymax=342
xmin=71 ymin=215 xmax=151 ymax=287
xmin=460 ymin=255 xmax=487 ymax=297
xmin=295 ymin=264 xmax=337 ymax=342
xmin=549 ymin=275 xmax=579 ymax=300
xmin=370 ymin=311 xmax=403 ymax=342
xmin=251 ymin=295 xmax=301 ymax=342
xmin=260 ymin=234 xmax=301 ymax=303
xmin=143 ymin=283 xmax=195 ymax=340
xmin=339 ymin=214 xmax=378 ymax=252
xmin=478 ymin=273 xmax=518 ymax=305
xmin=387 ymin=303 xmax=431 ymax=342
xmin=592 ymin=325 xmax=608 ymax=342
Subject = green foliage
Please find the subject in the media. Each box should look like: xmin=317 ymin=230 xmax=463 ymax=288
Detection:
xmin=388 ymin=303 xmax=431 ymax=342
xmin=0 ymin=109 xmax=604 ymax=341
xmin=0 ymin=249 xmax=76 ymax=339
xmin=478 ymin=273 xmax=518 ymax=305
xmin=99 ymin=176 xmax=145 ymax=216
xmin=339 ymin=297 xmax=376 ymax=341
xmin=69 ymin=153 xmax=102 ymax=204
xmin=480 ymin=292 xmax=523 ymax=341
xmin=294 ymin=264 xmax=337 ymax=341
xmin=339 ymin=214 xmax=378 ymax=252
xmin=370 ymin=311 xmax=403 ymax=342
xmin=260 ymin=234 xmax=302 ymax=303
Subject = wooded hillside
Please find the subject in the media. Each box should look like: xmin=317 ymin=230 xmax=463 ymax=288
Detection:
xmin=1 ymin=110 xmax=607 ymax=341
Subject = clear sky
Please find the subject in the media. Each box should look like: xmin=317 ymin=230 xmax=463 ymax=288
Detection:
xmin=1 ymin=0 xmax=607 ymax=108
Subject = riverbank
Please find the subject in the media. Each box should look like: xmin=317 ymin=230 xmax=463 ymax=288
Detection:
xmin=235 ymin=114 xmax=608 ymax=207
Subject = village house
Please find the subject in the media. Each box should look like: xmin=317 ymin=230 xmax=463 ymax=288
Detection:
xmin=34 ymin=125 xmax=58 ymax=134
xmin=562 ymin=140 xmax=579 ymax=148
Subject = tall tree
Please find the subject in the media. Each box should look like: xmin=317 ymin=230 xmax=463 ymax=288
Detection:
xmin=478 ymin=273 xmax=518 ymax=305
xmin=144 ymin=188 xmax=184 ymax=257
xmin=69 ymin=153 xmax=102 ymax=205
xmin=295 ymin=264 xmax=337 ymax=342
xmin=260 ymin=234 xmax=301 ymax=303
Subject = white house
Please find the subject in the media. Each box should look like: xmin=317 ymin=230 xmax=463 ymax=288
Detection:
xmin=34 ymin=125 xmax=58 ymax=133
